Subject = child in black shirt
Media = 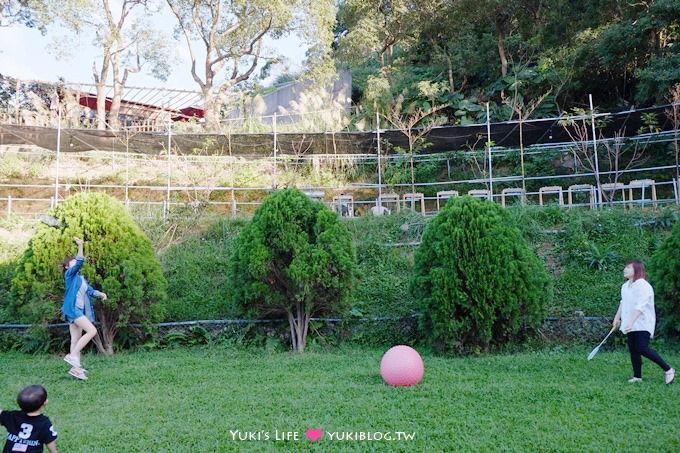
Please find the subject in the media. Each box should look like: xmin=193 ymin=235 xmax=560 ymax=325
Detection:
xmin=1 ymin=385 xmax=58 ymax=453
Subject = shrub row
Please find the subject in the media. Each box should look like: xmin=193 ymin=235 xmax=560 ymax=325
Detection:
xmin=1 ymin=201 xmax=678 ymax=351
xmin=160 ymin=205 xmax=679 ymax=320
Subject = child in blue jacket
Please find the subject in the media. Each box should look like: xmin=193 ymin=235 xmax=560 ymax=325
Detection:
xmin=61 ymin=237 xmax=107 ymax=380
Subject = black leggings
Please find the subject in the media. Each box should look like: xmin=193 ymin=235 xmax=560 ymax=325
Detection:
xmin=626 ymin=331 xmax=670 ymax=378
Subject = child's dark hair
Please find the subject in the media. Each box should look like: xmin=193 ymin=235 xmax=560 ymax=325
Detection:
xmin=62 ymin=256 xmax=74 ymax=275
xmin=17 ymin=385 xmax=48 ymax=412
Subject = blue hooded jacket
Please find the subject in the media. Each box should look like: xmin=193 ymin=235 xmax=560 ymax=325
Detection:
xmin=61 ymin=256 xmax=97 ymax=322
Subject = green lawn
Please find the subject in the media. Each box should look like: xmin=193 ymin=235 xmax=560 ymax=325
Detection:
xmin=2 ymin=346 xmax=679 ymax=452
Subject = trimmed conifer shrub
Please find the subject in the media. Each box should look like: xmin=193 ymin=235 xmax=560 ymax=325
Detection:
xmin=411 ymin=196 xmax=551 ymax=353
xmin=650 ymin=219 xmax=680 ymax=336
xmin=229 ymin=188 xmax=356 ymax=352
xmin=11 ymin=192 xmax=166 ymax=354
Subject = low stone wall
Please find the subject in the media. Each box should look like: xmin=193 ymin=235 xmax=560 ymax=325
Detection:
xmin=540 ymin=316 xmax=612 ymax=343
xmin=290 ymin=315 xmax=618 ymax=349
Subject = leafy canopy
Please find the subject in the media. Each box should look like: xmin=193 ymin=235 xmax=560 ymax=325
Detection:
xmin=411 ymin=196 xmax=551 ymax=353
xmin=229 ymin=188 xmax=355 ymax=352
xmin=10 ymin=192 xmax=167 ymax=353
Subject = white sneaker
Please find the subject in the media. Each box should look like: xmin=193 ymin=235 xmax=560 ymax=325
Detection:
xmin=64 ymin=354 xmax=80 ymax=368
xmin=628 ymin=377 xmax=643 ymax=383
xmin=665 ymin=368 xmax=675 ymax=385
xmin=64 ymin=355 xmax=87 ymax=372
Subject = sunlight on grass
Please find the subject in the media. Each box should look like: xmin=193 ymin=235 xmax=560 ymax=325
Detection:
xmin=2 ymin=347 xmax=679 ymax=452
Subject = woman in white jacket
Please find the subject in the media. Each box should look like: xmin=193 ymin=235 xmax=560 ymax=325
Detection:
xmin=613 ymin=260 xmax=675 ymax=384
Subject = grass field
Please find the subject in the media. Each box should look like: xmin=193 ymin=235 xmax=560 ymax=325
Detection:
xmin=2 ymin=346 xmax=680 ymax=452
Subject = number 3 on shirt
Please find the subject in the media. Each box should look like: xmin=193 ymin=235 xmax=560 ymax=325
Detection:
xmin=18 ymin=423 xmax=33 ymax=439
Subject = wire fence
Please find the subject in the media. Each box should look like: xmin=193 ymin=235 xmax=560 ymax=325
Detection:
xmin=1 ymin=104 xmax=680 ymax=220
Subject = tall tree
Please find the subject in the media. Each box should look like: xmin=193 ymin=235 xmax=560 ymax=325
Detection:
xmin=166 ymin=0 xmax=335 ymax=132
xmin=39 ymin=0 xmax=171 ymax=130
xmin=414 ymin=3 xmax=493 ymax=96
xmin=335 ymin=0 xmax=424 ymax=67
xmin=455 ymin=0 xmax=526 ymax=79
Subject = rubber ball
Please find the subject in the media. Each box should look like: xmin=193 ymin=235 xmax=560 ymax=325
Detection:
xmin=380 ymin=345 xmax=424 ymax=387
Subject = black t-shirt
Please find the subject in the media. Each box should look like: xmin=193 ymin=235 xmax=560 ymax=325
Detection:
xmin=1 ymin=410 xmax=57 ymax=453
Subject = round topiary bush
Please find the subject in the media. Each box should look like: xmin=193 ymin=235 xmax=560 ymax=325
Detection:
xmin=650 ymin=218 xmax=680 ymax=336
xmin=229 ymin=188 xmax=356 ymax=352
xmin=411 ymin=196 xmax=551 ymax=353
xmin=11 ymin=192 xmax=167 ymax=354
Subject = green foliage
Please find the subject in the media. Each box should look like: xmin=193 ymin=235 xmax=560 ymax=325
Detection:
xmin=3 ymin=195 xmax=677 ymax=352
xmin=19 ymin=325 xmax=58 ymax=354
xmin=345 ymin=317 xmax=419 ymax=347
xmin=580 ymin=242 xmax=618 ymax=270
xmin=149 ymin=206 xmax=677 ymax=338
xmin=505 ymin=205 xmax=567 ymax=242
xmin=382 ymin=151 xmax=442 ymax=190
xmin=161 ymin=219 xmax=244 ymax=321
xmin=351 ymin=242 xmax=413 ymax=318
xmin=636 ymin=53 xmax=680 ymax=105
xmin=551 ymin=267 xmax=623 ymax=318
xmin=650 ymin=219 xmax=680 ymax=337
xmin=412 ymin=197 xmax=551 ymax=353
xmin=0 ymin=325 xmax=68 ymax=355
xmin=547 ymin=208 xmax=672 ymax=316
xmin=0 ymin=260 xmax=17 ymax=323
xmin=10 ymin=192 xmax=167 ymax=353
xmin=343 ymin=211 xmax=423 ymax=333
xmin=638 ymin=112 xmax=661 ymax=134
xmin=0 ymin=331 xmax=22 ymax=351
xmin=229 ymin=188 xmax=356 ymax=352
xmin=161 ymin=326 xmax=212 ymax=348
xmin=363 ymin=73 xmax=393 ymax=117
xmin=336 ymin=0 xmax=680 ymax=120
xmin=644 ymin=208 xmax=680 ymax=230
xmin=564 ymin=209 xmax=667 ymax=258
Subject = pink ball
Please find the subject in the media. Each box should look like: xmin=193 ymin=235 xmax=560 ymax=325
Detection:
xmin=380 ymin=345 xmax=424 ymax=387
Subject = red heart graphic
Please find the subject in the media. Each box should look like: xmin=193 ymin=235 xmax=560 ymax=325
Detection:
xmin=305 ymin=428 xmax=324 ymax=442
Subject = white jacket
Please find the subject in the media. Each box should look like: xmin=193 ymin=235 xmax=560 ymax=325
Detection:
xmin=619 ymin=278 xmax=656 ymax=337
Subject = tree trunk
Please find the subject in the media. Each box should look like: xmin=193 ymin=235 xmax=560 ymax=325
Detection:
xmin=287 ymin=311 xmax=297 ymax=351
xmin=96 ymin=82 xmax=107 ymax=130
xmin=410 ymin=153 xmax=415 ymax=195
xmin=109 ymin=58 xmax=123 ymax=131
xmin=202 ymin=89 xmax=221 ymax=132
xmin=287 ymin=301 xmax=310 ymax=352
xmin=93 ymin=53 xmax=111 ymax=130
xmin=93 ymin=311 xmax=115 ymax=355
xmin=446 ymin=54 xmax=454 ymax=94
xmin=497 ymin=30 xmax=508 ymax=77
xmin=109 ymin=80 xmax=123 ymax=131
xmin=296 ymin=301 xmax=305 ymax=353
